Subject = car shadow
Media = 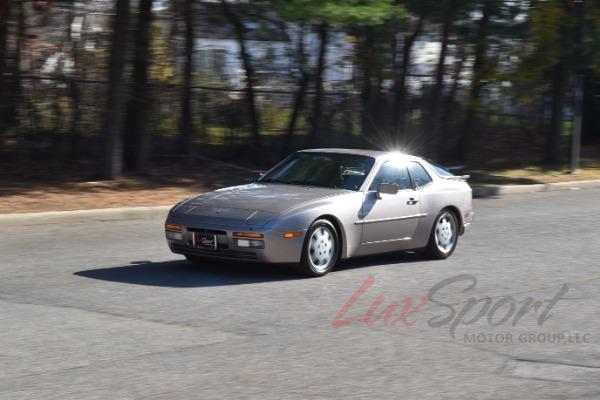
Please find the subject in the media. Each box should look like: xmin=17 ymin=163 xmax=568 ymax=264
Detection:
xmin=74 ymin=259 xmax=301 ymax=288
xmin=337 ymin=250 xmax=427 ymax=271
xmin=75 ymin=251 xmax=428 ymax=288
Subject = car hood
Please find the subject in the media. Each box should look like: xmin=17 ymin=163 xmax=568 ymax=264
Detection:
xmin=175 ymin=183 xmax=348 ymax=226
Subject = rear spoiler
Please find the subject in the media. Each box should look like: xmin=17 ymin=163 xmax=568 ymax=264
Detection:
xmin=443 ymin=165 xmax=470 ymax=181
xmin=442 ymin=174 xmax=470 ymax=181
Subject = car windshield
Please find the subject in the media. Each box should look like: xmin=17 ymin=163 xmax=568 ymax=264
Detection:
xmin=259 ymin=152 xmax=375 ymax=191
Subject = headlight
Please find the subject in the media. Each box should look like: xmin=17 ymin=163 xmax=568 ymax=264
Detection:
xmin=165 ymin=223 xmax=183 ymax=240
xmin=166 ymin=231 xmax=183 ymax=241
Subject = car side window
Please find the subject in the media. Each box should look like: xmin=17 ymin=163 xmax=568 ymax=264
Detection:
xmin=369 ymin=162 xmax=412 ymax=191
xmin=408 ymin=162 xmax=433 ymax=188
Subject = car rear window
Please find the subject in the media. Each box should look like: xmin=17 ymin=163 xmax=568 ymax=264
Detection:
xmin=408 ymin=162 xmax=433 ymax=188
xmin=426 ymin=159 xmax=455 ymax=177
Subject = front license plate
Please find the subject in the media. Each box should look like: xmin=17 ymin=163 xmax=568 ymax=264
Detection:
xmin=193 ymin=233 xmax=217 ymax=250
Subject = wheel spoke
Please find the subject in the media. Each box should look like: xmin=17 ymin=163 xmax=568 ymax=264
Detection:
xmin=434 ymin=213 xmax=457 ymax=254
xmin=307 ymin=225 xmax=336 ymax=272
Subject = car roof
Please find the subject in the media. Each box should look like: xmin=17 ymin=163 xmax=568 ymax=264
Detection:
xmin=298 ymin=148 xmax=423 ymax=162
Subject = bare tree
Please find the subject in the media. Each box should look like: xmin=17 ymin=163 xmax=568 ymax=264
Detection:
xmin=308 ymin=22 xmax=328 ymax=146
xmin=100 ymin=0 xmax=130 ymax=180
xmin=545 ymin=62 xmax=566 ymax=165
xmin=13 ymin=0 xmax=25 ymax=144
xmin=439 ymin=44 xmax=466 ymax=161
xmin=429 ymin=0 xmax=457 ymax=159
xmin=457 ymin=2 xmax=492 ymax=163
xmin=180 ymin=0 xmax=194 ymax=157
xmin=0 ymin=0 xmax=10 ymax=140
xmin=281 ymin=25 xmax=309 ymax=156
xmin=125 ymin=0 xmax=154 ymax=170
xmin=221 ymin=0 xmax=261 ymax=149
xmin=392 ymin=17 xmax=423 ymax=144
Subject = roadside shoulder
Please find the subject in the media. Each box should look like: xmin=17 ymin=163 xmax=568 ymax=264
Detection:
xmin=0 ymin=206 xmax=171 ymax=226
xmin=472 ymin=179 xmax=600 ymax=198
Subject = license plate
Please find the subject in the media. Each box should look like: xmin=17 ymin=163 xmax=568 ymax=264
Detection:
xmin=193 ymin=233 xmax=217 ymax=250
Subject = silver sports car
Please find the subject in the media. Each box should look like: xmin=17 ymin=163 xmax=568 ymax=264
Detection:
xmin=165 ymin=149 xmax=474 ymax=276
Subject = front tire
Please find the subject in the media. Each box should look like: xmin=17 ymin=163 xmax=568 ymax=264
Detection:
xmin=425 ymin=210 xmax=458 ymax=259
xmin=298 ymin=219 xmax=339 ymax=277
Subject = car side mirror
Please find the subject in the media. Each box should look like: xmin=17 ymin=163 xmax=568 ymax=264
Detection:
xmin=377 ymin=183 xmax=398 ymax=198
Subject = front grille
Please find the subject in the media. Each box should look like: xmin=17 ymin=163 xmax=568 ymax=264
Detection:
xmin=186 ymin=227 xmax=227 ymax=235
xmin=186 ymin=227 xmax=229 ymax=249
xmin=171 ymin=244 xmax=258 ymax=260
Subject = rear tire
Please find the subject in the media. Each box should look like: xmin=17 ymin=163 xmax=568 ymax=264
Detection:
xmin=298 ymin=219 xmax=339 ymax=277
xmin=424 ymin=210 xmax=458 ymax=259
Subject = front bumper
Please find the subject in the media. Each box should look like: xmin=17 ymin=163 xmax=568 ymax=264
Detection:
xmin=166 ymin=223 xmax=306 ymax=263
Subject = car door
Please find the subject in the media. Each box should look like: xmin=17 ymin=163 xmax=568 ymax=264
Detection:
xmin=359 ymin=161 xmax=422 ymax=244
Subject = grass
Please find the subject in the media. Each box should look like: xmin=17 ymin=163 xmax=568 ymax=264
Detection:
xmin=469 ymin=158 xmax=600 ymax=186
xmin=0 ymin=159 xmax=259 ymax=214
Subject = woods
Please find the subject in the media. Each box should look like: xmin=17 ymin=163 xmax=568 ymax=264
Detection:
xmin=0 ymin=0 xmax=599 ymax=178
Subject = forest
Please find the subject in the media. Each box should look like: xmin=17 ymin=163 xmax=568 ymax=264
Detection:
xmin=0 ymin=0 xmax=599 ymax=180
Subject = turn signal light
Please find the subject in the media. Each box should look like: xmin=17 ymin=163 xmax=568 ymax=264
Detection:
xmin=233 ymin=232 xmax=264 ymax=239
xmin=165 ymin=223 xmax=182 ymax=232
xmin=283 ymin=231 xmax=303 ymax=238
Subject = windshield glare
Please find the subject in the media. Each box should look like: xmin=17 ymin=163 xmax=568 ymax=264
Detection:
xmin=259 ymin=152 xmax=375 ymax=191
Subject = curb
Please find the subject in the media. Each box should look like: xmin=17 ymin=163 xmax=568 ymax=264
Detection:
xmin=0 ymin=205 xmax=171 ymax=226
xmin=472 ymin=179 xmax=600 ymax=198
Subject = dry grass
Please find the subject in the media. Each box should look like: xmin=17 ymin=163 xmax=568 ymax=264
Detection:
xmin=469 ymin=155 xmax=600 ymax=186
xmin=0 ymin=159 xmax=258 ymax=214
xmin=2 ymin=147 xmax=599 ymax=214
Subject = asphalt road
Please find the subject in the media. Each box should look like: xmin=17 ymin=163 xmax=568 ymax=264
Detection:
xmin=1 ymin=189 xmax=600 ymax=399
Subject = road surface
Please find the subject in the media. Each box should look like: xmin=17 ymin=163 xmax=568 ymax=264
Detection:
xmin=1 ymin=189 xmax=600 ymax=399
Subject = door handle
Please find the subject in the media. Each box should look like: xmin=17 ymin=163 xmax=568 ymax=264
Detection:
xmin=407 ymin=198 xmax=419 ymax=205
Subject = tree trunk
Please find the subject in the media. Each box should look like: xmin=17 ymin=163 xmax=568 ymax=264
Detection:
xmin=4 ymin=1 xmax=24 ymax=140
xmin=439 ymin=47 xmax=465 ymax=161
xmin=100 ymin=0 xmax=130 ymax=180
xmin=179 ymin=0 xmax=194 ymax=157
xmin=308 ymin=22 xmax=328 ymax=146
xmin=544 ymin=63 xmax=566 ymax=165
xmin=392 ymin=17 xmax=423 ymax=145
xmin=0 ymin=0 xmax=10 ymax=139
xmin=222 ymin=0 xmax=261 ymax=149
xmin=69 ymin=85 xmax=82 ymax=155
xmin=429 ymin=3 xmax=455 ymax=159
xmin=66 ymin=1 xmax=81 ymax=151
xmin=282 ymin=76 xmax=309 ymax=155
xmin=456 ymin=4 xmax=492 ymax=163
xmin=360 ymin=28 xmax=374 ymax=139
xmin=125 ymin=0 xmax=153 ymax=170
xmin=281 ymin=27 xmax=308 ymax=157
xmin=13 ymin=0 xmax=24 ymax=138
xmin=582 ymin=71 xmax=599 ymax=144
